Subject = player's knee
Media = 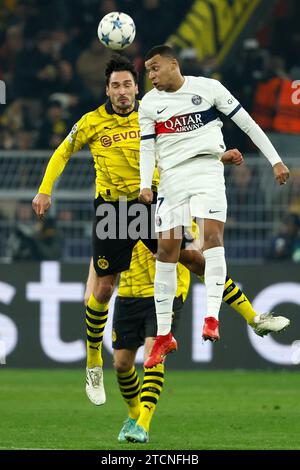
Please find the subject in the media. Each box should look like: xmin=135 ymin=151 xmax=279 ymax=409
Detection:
xmin=157 ymin=244 xmax=177 ymax=262
xmin=204 ymin=233 xmax=223 ymax=249
xmin=113 ymin=357 xmax=132 ymax=373
xmin=93 ymin=282 xmax=114 ymax=304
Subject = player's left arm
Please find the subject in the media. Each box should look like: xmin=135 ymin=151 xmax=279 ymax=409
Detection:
xmin=213 ymin=80 xmax=289 ymax=185
xmin=138 ymin=100 xmax=156 ymax=204
xmin=32 ymin=116 xmax=89 ymax=218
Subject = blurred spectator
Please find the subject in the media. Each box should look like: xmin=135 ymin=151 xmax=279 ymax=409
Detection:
xmin=15 ymin=200 xmax=35 ymax=225
xmin=2 ymin=99 xmax=25 ymax=132
xmin=6 ymin=216 xmax=62 ymax=261
xmin=0 ymin=25 xmax=24 ymax=90
xmin=252 ymin=75 xmax=282 ymax=132
xmin=0 ymin=98 xmax=40 ymax=148
xmin=57 ymin=209 xmax=73 ymax=223
xmin=37 ymin=100 xmax=69 ymax=149
xmin=285 ymin=32 xmax=300 ymax=70
xmin=179 ymin=48 xmax=203 ymax=76
xmin=76 ymin=38 xmax=111 ymax=100
xmin=99 ymin=0 xmax=119 ymax=16
xmin=51 ymin=28 xmax=71 ymax=61
xmin=250 ymin=54 xmax=300 ymax=137
xmin=49 ymin=60 xmax=86 ymax=117
xmin=227 ymin=164 xmax=266 ymax=224
xmin=273 ymin=77 xmax=300 ymax=135
xmin=14 ymin=30 xmax=57 ymax=100
xmin=287 ymin=169 xmax=300 ymax=216
xmin=266 ymin=213 xmax=300 ymax=262
xmin=224 ymin=38 xmax=267 ymax=111
xmin=135 ymin=0 xmax=172 ymax=54
xmin=264 ymin=55 xmax=289 ymax=81
xmin=15 ymin=129 xmax=35 ymax=150
xmin=123 ymin=39 xmax=144 ymax=75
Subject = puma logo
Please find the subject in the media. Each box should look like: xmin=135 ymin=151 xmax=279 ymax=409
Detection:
xmin=89 ymin=345 xmax=100 ymax=350
xmin=144 ymin=405 xmax=153 ymax=412
xmin=237 ymin=297 xmax=247 ymax=305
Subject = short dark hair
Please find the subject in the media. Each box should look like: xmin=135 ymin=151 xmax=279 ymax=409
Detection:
xmin=105 ymin=54 xmax=138 ymax=85
xmin=145 ymin=45 xmax=178 ymax=62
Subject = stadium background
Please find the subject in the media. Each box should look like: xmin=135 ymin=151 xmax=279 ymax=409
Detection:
xmin=0 ymin=0 xmax=300 ymax=451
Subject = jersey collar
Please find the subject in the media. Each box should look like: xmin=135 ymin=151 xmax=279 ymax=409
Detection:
xmin=105 ymin=99 xmax=139 ymax=116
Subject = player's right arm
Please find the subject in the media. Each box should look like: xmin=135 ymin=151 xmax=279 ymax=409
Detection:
xmin=138 ymin=99 xmax=156 ymax=204
xmin=32 ymin=115 xmax=89 ymax=218
xmin=212 ymin=79 xmax=289 ymax=185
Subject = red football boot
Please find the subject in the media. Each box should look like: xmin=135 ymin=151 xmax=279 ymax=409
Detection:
xmin=202 ymin=316 xmax=220 ymax=342
xmin=144 ymin=332 xmax=178 ymax=368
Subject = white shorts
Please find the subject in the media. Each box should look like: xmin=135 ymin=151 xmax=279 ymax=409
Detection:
xmin=155 ymin=156 xmax=227 ymax=233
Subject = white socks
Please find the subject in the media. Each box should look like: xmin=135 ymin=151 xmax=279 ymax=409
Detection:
xmin=203 ymin=246 xmax=226 ymax=320
xmin=154 ymin=260 xmax=177 ymax=335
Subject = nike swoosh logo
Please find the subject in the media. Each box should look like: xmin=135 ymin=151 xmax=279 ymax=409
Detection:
xmin=209 ymin=209 xmax=222 ymax=214
xmin=157 ymin=107 xmax=167 ymax=114
xmin=216 ymin=282 xmax=225 ymax=286
xmin=156 ymin=298 xmax=168 ymax=303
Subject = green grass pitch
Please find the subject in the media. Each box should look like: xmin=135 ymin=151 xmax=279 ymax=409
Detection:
xmin=0 ymin=369 xmax=299 ymax=450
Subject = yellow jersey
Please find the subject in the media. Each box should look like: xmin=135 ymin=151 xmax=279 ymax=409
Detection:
xmin=39 ymin=101 xmax=159 ymax=201
xmin=118 ymin=240 xmax=190 ymax=301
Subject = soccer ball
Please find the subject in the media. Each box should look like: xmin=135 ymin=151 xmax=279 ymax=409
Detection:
xmin=97 ymin=12 xmax=136 ymax=50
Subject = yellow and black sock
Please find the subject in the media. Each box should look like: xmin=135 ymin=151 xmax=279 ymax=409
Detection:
xmin=137 ymin=363 xmax=165 ymax=432
xmin=117 ymin=367 xmax=140 ymax=420
xmin=223 ymin=276 xmax=256 ymax=325
xmin=86 ymin=294 xmax=108 ymax=368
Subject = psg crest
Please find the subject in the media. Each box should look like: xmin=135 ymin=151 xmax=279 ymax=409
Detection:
xmin=192 ymin=95 xmax=202 ymax=105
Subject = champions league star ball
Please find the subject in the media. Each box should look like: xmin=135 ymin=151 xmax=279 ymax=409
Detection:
xmin=97 ymin=12 xmax=136 ymax=50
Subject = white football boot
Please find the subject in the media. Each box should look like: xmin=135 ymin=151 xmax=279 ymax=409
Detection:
xmin=252 ymin=313 xmax=290 ymax=337
xmin=86 ymin=366 xmax=106 ymax=405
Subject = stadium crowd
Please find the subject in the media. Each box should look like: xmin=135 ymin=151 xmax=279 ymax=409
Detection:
xmin=1 ymin=0 xmax=299 ymax=151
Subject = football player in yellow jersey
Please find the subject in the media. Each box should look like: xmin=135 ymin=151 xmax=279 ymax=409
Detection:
xmin=84 ymin=239 xmax=189 ymax=444
xmin=32 ymin=55 xmax=289 ymax=411
xmin=32 ymin=55 xmax=159 ymax=405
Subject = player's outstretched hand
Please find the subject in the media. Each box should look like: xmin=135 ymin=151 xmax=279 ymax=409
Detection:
xmin=32 ymin=193 xmax=51 ymax=219
xmin=221 ymin=148 xmax=243 ymax=165
xmin=139 ymin=188 xmax=153 ymax=204
xmin=273 ymin=162 xmax=290 ymax=185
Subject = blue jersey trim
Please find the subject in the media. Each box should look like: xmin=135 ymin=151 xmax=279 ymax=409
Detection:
xmin=227 ymin=104 xmax=242 ymax=119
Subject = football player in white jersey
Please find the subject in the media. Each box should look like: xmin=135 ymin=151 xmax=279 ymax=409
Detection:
xmin=139 ymin=45 xmax=290 ymax=368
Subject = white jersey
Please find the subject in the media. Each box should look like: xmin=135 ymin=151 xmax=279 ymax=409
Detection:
xmin=139 ymin=76 xmax=241 ymax=172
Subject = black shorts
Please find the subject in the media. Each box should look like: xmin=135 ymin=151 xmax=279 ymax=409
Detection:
xmin=92 ymin=193 xmax=158 ymax=276
xmin=112 ymin=295 xmax=184 ymax=350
